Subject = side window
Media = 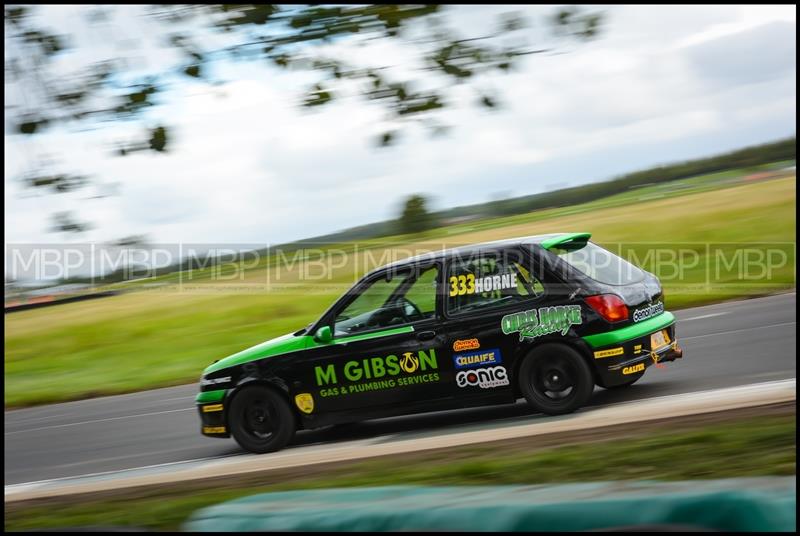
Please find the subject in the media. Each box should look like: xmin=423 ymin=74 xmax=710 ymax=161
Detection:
xmin=333 ymin=265 xmax=439 ymax=336
xmin=446 ymin=251 xmax=544 ymax=315
xmin=403 ymin=266 xmax=438 ymax=317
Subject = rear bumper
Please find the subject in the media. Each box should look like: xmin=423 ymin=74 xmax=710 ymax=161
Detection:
xmin=586 ymin=314 xmax=683 ymax=388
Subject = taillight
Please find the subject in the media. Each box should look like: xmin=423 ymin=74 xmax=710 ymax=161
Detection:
xmin=585 ymin=294 xmax=629 ymax=322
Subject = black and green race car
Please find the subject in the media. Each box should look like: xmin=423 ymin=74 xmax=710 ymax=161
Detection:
xmin=196 ymin=233 xmax=683 ymax=453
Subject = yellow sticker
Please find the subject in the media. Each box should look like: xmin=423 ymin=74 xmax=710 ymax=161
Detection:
xmin=202 ymin=404 xmax=223 ymax=413
xmin=634 ymin=344 xmax=643 ymax=354
xmin=399 ymin=352 xmax=420 ymax=373
xmin=594 ymin=347 xmax=625 ymax=359
xmin=622 ymin=363 xmax=645 ymax=375
xmin=294 ymin=393 xmax=315 ymax=414
xmin=203 ymin=426 xmax=226 ymax=434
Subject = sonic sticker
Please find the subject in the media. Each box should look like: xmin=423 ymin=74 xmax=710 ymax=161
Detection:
xmin=456 ymin=366 xmax=509 ymax=389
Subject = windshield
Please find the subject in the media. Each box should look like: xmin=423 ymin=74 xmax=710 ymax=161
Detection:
xmin=552 ymin=241 xmax=645 ymax=286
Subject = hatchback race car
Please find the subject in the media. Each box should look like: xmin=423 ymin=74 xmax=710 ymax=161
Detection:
xmin=196 ymin=233 xmax=683 ymax=453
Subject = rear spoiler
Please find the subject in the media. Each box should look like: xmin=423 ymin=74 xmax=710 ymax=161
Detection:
xmin=540 ymin=232 xmax=592 ymax=252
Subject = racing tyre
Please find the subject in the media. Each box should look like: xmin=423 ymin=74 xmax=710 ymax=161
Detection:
xmin=519 ymin=343 xmax=594 ymax=415
xmin=228 ymin=385 xmax=296 ymax=454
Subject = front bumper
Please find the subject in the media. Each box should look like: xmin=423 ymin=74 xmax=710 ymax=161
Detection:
xmin=196 ymin=389 xmax=230 ymax=438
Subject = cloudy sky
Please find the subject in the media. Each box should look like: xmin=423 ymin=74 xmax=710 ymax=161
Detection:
xmin=4 ymin=5 xmax=797 ymax=247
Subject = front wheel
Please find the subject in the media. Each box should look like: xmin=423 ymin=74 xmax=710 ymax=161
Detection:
xmin=228 ymin=385 xmax=296 ymax=454
xmin=518 ymin=343 xmax=594 ymax=415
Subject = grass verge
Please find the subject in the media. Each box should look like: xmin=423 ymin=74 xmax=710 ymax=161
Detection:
xmin=5 ymin=176 xmax=796 ymax=407
xmin=5 ymin=409 xmax=796 ymax=532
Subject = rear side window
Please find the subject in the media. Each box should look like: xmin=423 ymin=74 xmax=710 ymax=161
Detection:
xmin=552 ymin=241 xmax=645 ymax=285
xmin=446 ymin=250 xmax=544 ymax=315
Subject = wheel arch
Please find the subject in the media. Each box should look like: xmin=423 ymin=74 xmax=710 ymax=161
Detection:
xmin=224 ymin=377 xmax=300 ymax=429
xmin=510 ymin=337 xmax=597 ymax=398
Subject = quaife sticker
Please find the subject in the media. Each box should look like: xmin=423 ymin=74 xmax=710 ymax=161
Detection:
xmin=632 ymin=301 xmax=664 ymax=322
xmin=501 ymin=305 xmax=582 ymax=341
xmin=456 ymin=366 xmax=509 ymax=389
xmin=453 ymin=348 xmax=502 ymax=369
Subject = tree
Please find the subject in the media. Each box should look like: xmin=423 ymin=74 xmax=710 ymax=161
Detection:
xmin=399 ymin=194 xmax=436 ymax=235
xmin=4 ymin=5 xmax=603 ymax=235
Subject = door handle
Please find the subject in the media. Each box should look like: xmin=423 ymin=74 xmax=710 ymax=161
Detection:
xmin=417 ymin=330 xmax=436 ymax=341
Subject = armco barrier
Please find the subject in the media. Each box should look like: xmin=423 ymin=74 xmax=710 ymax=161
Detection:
xmin=184 ymin=477 xmax=796 ymax=532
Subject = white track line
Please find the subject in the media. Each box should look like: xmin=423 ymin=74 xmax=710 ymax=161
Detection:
xmin=4 ymin=408 xmax=194 ymax=436
xmin=4 ymin=454 xmax=241 ymax=495
xmin=681 ymin=312 xmax=728 ymax=321
xmin=681 ymin=321 xmax=796 ymax=341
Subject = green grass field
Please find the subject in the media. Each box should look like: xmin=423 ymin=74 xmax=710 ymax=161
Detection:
xmin=4 ymin=412 xmax=795 ymax=531
xmin=4 ymin=175 xmax=796 ymax=407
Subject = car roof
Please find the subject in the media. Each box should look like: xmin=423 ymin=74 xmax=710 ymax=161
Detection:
xmin=375 ymin=233 xmax=571 ymax=273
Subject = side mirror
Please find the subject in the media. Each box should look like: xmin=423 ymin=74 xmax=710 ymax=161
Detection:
xmin=314 ymin=325 xmax=333 ymax=344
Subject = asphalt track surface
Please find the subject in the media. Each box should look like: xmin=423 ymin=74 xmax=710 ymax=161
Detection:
xmin=5 ymin=293 xmax=796 ymax=486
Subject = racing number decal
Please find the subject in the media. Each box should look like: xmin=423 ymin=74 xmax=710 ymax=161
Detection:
xmin=449 ymin=274 xmax=475 ymax=297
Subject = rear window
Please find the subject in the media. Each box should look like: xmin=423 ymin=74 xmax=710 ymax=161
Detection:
xmin=551 ymin=242 xmax=645 ymax=286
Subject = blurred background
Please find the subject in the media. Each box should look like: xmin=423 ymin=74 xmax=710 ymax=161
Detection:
xmin=4 ymin=3 xmax=795 ymax=404
xmin=4 ymin=5 xmax=796 ymax=532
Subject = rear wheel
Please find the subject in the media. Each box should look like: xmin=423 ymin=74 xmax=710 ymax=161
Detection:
xmin=519 ymin=343 xmax=594 ymax=415
xmin=228 ymin=385 xmax=296 ymax=454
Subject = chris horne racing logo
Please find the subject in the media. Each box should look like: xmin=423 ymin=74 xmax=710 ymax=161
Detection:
xmin=633 ymin=301 xmax=664 ymax=322
xmin=456 ymin=366 xmax=509 ymax=389
xmin=501 ymin=305 xmax=582 ymax=342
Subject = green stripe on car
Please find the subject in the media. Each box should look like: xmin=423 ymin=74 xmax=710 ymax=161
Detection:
xmin=204 ymin=326 xmax=417 ymax=375
xmin=332 ymin=325 xmax=414 ymax=345
xmin=582 ymin=312 xmax=675 ymax=348
xmin=196 ymin=389 xmax=226 ymax=405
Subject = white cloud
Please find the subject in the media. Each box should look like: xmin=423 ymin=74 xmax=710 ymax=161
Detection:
xmin=4 ymin=5 xmax=797 ymax=247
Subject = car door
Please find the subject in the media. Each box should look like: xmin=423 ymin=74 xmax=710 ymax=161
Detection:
xmin=439 ymin=246 xmax=549 ymax=404
xmin=293 ymin=261 xmax=451 ymax=420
